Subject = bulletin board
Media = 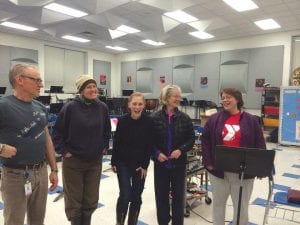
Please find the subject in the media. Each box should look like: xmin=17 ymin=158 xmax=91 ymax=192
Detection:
xmin=279 ymin=86 xmax=300 ymax=146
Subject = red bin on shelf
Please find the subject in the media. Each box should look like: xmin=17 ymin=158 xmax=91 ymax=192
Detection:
xmin=264 ymin=106 xmax=279 ymax=115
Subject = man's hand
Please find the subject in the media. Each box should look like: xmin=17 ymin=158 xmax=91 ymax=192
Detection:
xmin=49 ymin=171 xmax=58 ymax=192
xmin=1 ymin=144 xmax=17 ymax=158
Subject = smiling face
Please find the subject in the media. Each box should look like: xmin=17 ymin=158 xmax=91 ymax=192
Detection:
xmin=166 ymin=89 xmax=181 ymax=111
xmin=128 ymin=95 xmax=145 ymax=119
xmin=221 ymin=92 xmax=239 ymax=114
xmin=81 ymin=82 xmax=98 ymax=100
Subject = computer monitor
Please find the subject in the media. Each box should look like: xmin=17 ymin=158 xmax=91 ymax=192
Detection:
xmin=35 ymin=96 xmax=51 ymax=105
xmin=50 ymin=86 xmax=64 ymax=93
xmin=122 ymin=90 xmax=133 ymax=96
xmin=0 ymin=87 xmax=6 ymax=95
xmin=50 ymin=103 xmax=64 ymax=114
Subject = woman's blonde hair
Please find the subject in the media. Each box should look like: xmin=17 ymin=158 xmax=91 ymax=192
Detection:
xmin=128 ymin=92 xmax=145 ymax=104
xmin=159 ymin=84 xmax=181 ymax=105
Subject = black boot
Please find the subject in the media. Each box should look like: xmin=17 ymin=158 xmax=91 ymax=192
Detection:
xmin=70 ymin=217 xmax=81 ymax=225
xmin=82 ymin=215 xmax=91 ymax=225
xmin=127 ymin=207 xmax=140 ymax=225
xmin=116 ymin=211 xmax=126 ymax=225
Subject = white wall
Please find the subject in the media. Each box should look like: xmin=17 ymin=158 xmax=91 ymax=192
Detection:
xmin=0 ymin=31 xmax=119 ymax=96
xmin=116 ymin=30 xmax=300 ymax=90
xmin=292 ymin=37 xmax=300 ymax=72
xmin=2 ymin=30 xmax=300 ymax=98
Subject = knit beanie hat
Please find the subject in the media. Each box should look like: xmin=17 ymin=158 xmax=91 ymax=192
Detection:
xmin=75 ymin=75 xmax=97 ymax=93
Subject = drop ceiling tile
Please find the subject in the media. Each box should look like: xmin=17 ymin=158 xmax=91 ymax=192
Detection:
xmin=0 ymin=0 xmax=299 ymax=53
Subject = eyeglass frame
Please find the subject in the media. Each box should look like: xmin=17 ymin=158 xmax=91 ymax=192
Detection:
xmin=20 ymin=75 xmax=43 ymax=85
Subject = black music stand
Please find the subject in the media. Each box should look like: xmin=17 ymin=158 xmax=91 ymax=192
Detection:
xmin=215 ymin=145 xmax=275 ymax=225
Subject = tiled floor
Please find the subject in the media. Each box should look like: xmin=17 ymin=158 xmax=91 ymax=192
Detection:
xmin=0 ymin=143 xmax=299 ymax=225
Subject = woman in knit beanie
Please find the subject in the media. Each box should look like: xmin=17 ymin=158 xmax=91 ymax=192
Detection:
xmin=53 ymin=74 xmax=111 ymax=225
xmin=75 ymin=75 xmax=97 ymax=94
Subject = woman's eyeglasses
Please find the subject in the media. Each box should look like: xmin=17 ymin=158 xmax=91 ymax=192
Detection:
xmin=21 ymin=75 xmax=43 ymax=84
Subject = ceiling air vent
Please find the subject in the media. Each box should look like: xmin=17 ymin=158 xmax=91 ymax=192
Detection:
xmin=79 ymin=31 xmax=97 ymax=37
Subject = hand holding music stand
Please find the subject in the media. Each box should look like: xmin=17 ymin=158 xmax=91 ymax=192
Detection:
xmin=215 ymin=145 xmax=275 ymax=225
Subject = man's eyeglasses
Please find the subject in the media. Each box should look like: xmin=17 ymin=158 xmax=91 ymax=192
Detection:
xmin=21 ymin=75 xmax=43 ymax=84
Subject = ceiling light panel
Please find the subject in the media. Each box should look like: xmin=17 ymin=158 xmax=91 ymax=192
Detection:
xmin=62 ymin=35 xmax=90 ymax=43
xmin=164 ymin=10 xmax=198 ymax=23
xmin=0 ymin=21 xmax=38 ymax=31
xmin=142 ymin=39 xmax=165 ymax=46
xmin=116 ymin=25 xmax=140 ymax=34
xmin=189 ymin=31 xmax=214 ymax=39
xmin=223 ymin=0 xmax=258 ymax=12
xmin=254 ymin=19 xmax=281 ymax=30
xmin=44 ymin=3 xmax=88 ymax=18
xmin=109 ymin=29 xmax=127 ymax=39
xmin=106 ymin=46 xmax=128 ymax=51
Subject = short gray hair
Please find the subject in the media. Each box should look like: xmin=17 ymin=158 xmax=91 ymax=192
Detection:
xmin=159 ymin=84 xmax=182 ymax=105
xmin=9 ymin=64 xmax=36 ymax=88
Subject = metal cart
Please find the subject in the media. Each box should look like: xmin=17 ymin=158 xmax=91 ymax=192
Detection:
xmin=184 ymin=143 xmax=211 ymax=217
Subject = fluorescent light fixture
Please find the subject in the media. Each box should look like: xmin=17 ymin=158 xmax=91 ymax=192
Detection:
xmin=116 ymin=25 xmax=140 ymax=34
xmin=44 ymin=3 xmax=88 ymax=18
xmin=254 ymin=19 xmax=281 ymax=30
xmin=142 ymin=39 xmax=165 ymax=46
xmin=106 ymin=46 xmax=128 ymax=51
xmin=189 ymin=31 xmax=214 ymax=39
xmin=295 ymin=39 xmax=300 ymax=42
xmin=109 ymin=29 xmax=127 ymax=39
xmin=223 ymin=0 xmax=258 ymax=12
xmin=108 ymin=25 xmax=140 ymax=39
xmin=164 ymin=10 xmax=198 ymax=23
xmin=62 ymin=35 xmax=90 ymax=43
xmin=0 ymin=21 xmax=38 ymax=31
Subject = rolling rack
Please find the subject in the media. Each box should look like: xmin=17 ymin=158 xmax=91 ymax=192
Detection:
xmin=184 ymin=134 xmax=211 ymax=217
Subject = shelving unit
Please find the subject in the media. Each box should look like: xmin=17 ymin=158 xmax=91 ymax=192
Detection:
xmin=261 ymin=87 xmax=280 ymax=142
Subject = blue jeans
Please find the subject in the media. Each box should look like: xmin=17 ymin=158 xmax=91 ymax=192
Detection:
xmin=154 ymin=163 xmax=186 ymax=225
xmin=116 ymin=164 xmax=145 ymax=213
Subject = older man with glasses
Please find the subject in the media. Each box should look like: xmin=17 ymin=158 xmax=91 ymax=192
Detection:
xmin=0 ymin=63 xmax=58 ymax=225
